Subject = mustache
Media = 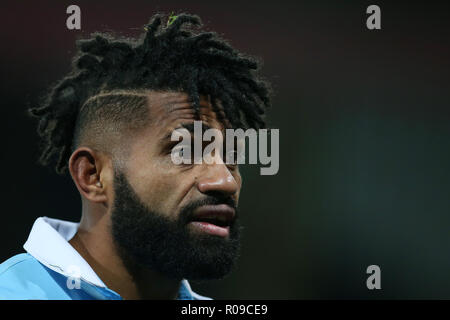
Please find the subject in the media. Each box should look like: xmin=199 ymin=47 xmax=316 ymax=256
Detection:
xmin=178 ymin=195 xmax=237 ymax=224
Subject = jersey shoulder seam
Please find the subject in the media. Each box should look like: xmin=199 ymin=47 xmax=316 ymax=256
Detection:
xmin=0 ymin=254 xmax=35 ymax=277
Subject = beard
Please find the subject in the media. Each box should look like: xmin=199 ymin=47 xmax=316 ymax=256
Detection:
xmin=110 ymin=168 xmax=242 ymax=281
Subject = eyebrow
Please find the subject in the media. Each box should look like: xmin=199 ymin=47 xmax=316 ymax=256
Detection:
xmin=162 ymin=122 xmax=214 ymax=142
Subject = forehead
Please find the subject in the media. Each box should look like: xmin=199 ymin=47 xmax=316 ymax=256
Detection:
xmin=144 ymin=91 xmax=226 ymax=136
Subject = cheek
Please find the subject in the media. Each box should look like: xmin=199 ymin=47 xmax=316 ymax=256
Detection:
xmin=126 ymin=157 xmax=191 ymax=216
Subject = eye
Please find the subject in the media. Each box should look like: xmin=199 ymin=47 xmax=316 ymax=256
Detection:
xmin=171 ymin=147 xmax=187 ymax=164
xmin=170 ymin=147 xmax=184 ymax=158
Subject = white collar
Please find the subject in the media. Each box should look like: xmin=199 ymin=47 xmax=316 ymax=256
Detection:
xmin=23 ymin=216 xmax=107 ymax=287
xmin=23 ymin=216 xmax=209 ymax=299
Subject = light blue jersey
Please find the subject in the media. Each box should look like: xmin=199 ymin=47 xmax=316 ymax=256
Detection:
xmin=0 ymin=217 xmax=210 ymax=300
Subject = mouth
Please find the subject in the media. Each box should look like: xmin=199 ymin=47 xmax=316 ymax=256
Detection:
xmin=187 ymin=204 xmax=235 ymax=238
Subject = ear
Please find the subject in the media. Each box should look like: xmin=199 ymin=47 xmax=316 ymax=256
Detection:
xmin=69 ymin=147 xmax=108 ymax=203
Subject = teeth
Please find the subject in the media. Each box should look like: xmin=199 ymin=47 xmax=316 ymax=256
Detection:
xmin=213 ymin=215 xmax=227 ymax=222
xmin=201 ymin=214 xmax=227 ymax=222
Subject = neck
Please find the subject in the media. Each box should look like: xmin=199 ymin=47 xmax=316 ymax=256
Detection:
xmin=69 ymin=211 xmax=181 ymax=300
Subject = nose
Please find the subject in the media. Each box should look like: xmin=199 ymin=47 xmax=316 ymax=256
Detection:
xmin=196 ymin=163 xmax=239 ymax=197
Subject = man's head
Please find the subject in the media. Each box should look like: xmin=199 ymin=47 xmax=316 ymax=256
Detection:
xmin=29 ymin=13 xmax=271 ymax=280
xmin=109 ymin=92 xmax=243 ymax=280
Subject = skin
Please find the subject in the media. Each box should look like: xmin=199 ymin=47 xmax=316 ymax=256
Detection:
xmin=68 ymin=91 xmax=242 ymax=300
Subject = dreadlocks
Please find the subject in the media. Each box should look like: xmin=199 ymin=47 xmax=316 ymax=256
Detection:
xmin=29 ymin=13 xmax=271 ymax=175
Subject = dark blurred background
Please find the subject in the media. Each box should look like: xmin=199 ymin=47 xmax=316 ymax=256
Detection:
xmin=1 ymin=0 xmax=449 ymax=299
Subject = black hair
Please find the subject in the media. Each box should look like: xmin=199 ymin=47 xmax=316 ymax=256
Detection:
xmin=29 ymin=13 xmax=271 ymax=175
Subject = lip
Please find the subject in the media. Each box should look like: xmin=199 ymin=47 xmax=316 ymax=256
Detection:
xmin=193 ymin=204 xmax=235 ymax=221
xmin=188 ymin=221 xmax=230 ymax=237
xmin=187 ymin=204 xmax=235 ymax=237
